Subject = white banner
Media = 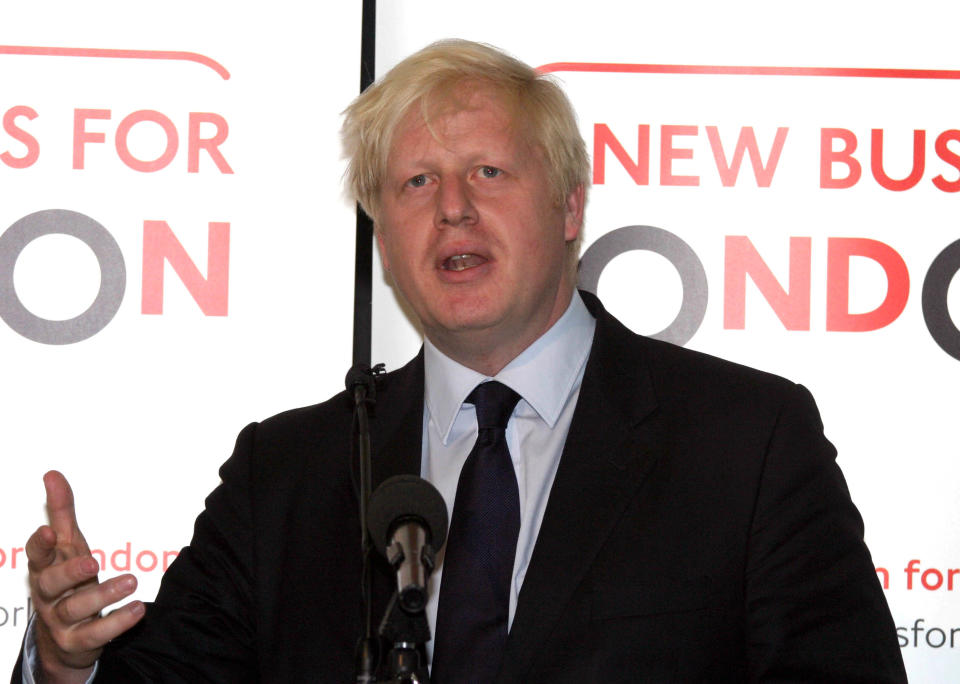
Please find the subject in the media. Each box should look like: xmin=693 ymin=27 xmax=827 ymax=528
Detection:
xmin=0 ymin=1 xmax=360 ymax=667
xmin=372 ymin=2 xmax=960 ymax=681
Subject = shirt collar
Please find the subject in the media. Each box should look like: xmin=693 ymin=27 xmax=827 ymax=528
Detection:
xmin=424 ymin=291 xmax=596 ymax=444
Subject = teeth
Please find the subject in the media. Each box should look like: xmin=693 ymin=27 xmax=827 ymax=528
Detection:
xmin=444 ymin=254 xmax=485 ymax=271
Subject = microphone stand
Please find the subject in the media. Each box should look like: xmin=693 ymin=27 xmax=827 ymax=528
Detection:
xmin=378 ymin=593 xmax=432 ymax=683
xmin=348 ymin=363 xmax=384 ymax=683
xmin=377 ymin=538 xmax=436 ymax=683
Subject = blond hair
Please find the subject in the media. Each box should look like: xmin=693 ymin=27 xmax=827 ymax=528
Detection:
xmin=341 ymin=39 xmax=590 ymax=231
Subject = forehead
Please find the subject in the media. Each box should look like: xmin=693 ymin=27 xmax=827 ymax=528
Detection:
xmin=389 ymin=88 xmax=526 ymax=161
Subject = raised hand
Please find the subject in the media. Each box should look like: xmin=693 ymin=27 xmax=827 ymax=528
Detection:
xmin=25 ymin=471 xmax=146 ymax=683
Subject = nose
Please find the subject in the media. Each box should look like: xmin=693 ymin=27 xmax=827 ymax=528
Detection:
xmin=435 ymin=176 xmax=477 ymax=228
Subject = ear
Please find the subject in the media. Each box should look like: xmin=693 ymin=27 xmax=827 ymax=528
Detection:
xmin=375 ymin=229 xmax=391 ymax=272
xmin=562 ymin=183 xmax=585 ymax=242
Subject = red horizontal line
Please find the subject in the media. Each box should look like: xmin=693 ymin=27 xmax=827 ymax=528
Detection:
xmin=0 ymin=45 xmax=230 ymax=79
xmin=538 ymin=62 xmax=960 ymax=80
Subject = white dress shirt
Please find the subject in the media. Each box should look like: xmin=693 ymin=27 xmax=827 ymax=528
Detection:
xmin=421 ymin=290 xmax=596 ymax=662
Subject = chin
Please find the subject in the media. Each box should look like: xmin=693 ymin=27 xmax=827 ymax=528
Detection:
xmin=441 ymin=313 xmax=499 ymax=334
xmin=427 ymin=306 xmax=504 ymax=336
xmin=433 ymin=293 xmax=499 ymax=321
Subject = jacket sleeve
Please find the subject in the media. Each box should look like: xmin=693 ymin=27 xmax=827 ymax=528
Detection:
xmin=744 ymin=384 xmax=906 ymax=683
xmin=94 ymin=422 xmax=261 ymax=683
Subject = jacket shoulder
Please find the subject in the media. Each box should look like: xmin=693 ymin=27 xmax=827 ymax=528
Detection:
xmin=591 ymin=300 xmax=807 ymax=432
xmin=237 ymin=353 xmax=423 ymax=472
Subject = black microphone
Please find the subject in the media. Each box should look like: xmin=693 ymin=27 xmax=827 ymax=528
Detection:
xmin=367 ymin=475 xmax=448 ymax=613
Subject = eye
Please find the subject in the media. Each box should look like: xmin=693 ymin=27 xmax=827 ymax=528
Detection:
xmin=406 ymin=174 xmax=428 ymax=188
xmin=479 ymin=166 xmax=502 ymax=179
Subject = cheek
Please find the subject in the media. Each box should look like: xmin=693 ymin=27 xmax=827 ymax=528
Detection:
xmin=378 ymin=230 xmax=427 ymax=287
xmin=525 ymin=206 xmax=571 ymax=253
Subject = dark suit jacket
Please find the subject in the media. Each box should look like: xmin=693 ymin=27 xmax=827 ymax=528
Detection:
xmin=13 ymin=294 xmax=906 ymax=682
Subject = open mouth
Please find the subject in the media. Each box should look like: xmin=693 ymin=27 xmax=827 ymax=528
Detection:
xmin=441 ymin=253 xmax=488 ymax=271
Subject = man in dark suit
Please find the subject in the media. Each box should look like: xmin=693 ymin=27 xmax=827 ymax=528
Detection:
xmin=17 ymin=39 xmax=905 ymax=682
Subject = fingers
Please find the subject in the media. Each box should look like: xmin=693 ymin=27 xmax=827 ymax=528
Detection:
xmin=64 ymin=600 xmax=146 ymax=655
xmin=25 ymin=525 xmax=58 ymax=572
xmin=33 ymin=555 xmax=99 ymax=601
xmin=35 ymin=574 xmax=144 ymax=671
xmin=44 ymin=470 xmax=87 ymax=551
xmin=36 ymin=598 xmax=146 ymax=672
xmin=53 ymin=574 xmax=138 ymax=625
xmin=69 ymin=600 xmax=146 ymax=656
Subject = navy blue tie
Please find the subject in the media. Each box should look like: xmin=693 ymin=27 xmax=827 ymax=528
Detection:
xmin=431 ymin=381 xmax=522 ymax=683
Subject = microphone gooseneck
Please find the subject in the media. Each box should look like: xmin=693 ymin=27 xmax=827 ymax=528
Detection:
xmin=347 ymin=362 xmax=384 ymax=683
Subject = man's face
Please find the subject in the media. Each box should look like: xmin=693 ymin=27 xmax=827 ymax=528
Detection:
xmin=376 ymin=90 xmax=584 ymax=372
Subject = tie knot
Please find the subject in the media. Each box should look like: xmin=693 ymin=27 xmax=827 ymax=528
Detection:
xmin=467 ymin=381 xmax=521 ymax=431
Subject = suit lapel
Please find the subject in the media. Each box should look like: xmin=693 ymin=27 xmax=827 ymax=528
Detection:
xmin=499 ymin=297 xmax=662 ymax=682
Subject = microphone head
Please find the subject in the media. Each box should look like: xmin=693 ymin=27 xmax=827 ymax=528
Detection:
xmin=367 ymin=475 xmax=448 ymax=555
